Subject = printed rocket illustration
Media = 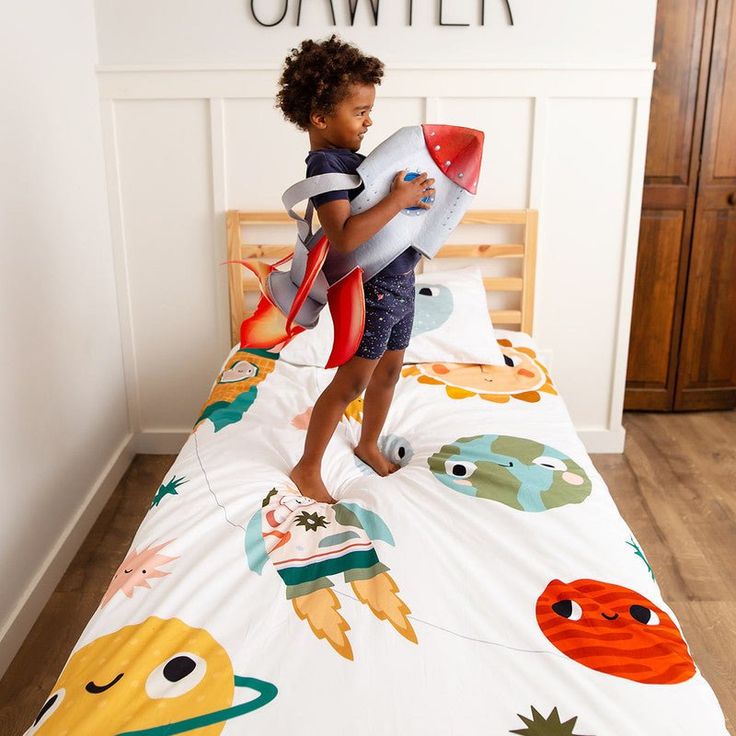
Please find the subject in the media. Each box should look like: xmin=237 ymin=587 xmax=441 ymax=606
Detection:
xmin=245 ymin=488 xmax=417 ymax=660
xmin=232 ymin=124 xmax=484 ymax=367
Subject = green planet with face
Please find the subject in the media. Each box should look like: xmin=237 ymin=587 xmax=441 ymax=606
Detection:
xmin=428 ymin=434 xmax=592 ymax=512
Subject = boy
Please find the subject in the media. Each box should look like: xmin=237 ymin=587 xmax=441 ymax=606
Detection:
xmin=276 ymin=35 xmax=435 ymax=503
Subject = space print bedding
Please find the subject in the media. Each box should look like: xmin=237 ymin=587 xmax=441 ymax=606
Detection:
xmin=26 ymin=277 xmax=728 ymax=735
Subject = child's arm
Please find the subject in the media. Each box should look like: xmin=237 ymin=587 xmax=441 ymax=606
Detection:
xmin=316 ymin=170 xmax=435 ymax=254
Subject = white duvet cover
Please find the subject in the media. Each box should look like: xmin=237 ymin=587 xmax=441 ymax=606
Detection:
xmin=26 ymin=332 xmax=729 ymax=736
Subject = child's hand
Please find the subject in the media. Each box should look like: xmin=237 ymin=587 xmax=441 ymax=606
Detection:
xmin=389 ymin=170 xmax=436 ymax=210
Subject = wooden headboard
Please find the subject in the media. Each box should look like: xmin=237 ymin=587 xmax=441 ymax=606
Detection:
xmin=225 ymin=209 xmax=538 ymax=346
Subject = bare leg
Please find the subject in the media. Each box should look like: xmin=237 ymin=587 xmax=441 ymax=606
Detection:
xmin=355 ymin=348 xmax=405 ymax=476
xmin=290 ymin=354 xmax=378 ymax=503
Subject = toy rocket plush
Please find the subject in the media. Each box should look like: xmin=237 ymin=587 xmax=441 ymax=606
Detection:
xmin=234 ymin=124 xmax=484 ymax=367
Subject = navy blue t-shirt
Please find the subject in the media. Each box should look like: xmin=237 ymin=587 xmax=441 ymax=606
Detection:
xmin=305 ymin=148 xmax=421 ymax=276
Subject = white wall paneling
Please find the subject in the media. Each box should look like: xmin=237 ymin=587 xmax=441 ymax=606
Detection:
xmin=97 ymin=63 xmax=654 ymax=453
xmin=99 ymin=99 xmax=141 ymax=433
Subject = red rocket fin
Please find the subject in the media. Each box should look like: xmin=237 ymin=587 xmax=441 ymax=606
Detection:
xmin=240 ymin=294 xmax=287 ymax=349
xmin=222 ymin=259 xmax=275 ymax=297
xmin=222 ymin=254 xmax=294 ymax=275
xmin=224 ymin=257 xmax=304 ymax=350
xmin=324 ymin=267 xmax=365 ymax=369
xmin=285 ymin=235 xmax=330 ymax=335
xmin=240 ymin=295 xmax=306 ymax=349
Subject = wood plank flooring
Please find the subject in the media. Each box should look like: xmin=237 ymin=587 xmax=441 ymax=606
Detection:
xmin=0 ymin=413 xmax=733 ymax=735
xmin=593 ymin=411 xmax=736 ymax=733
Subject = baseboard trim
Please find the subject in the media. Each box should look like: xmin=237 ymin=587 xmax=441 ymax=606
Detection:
xmin=0 ymin=433 xmax=136 ymax=678
xmin=578 ymin=425 xmax=627 ymax=454
xmin=134 ymin=430 xmax=189 ymax=454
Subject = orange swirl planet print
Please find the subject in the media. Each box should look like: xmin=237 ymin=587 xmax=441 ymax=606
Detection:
xmin=536 ymin=579 xmax=695 ymax=684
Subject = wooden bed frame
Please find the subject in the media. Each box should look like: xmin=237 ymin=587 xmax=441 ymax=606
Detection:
xmin=225 ymin=209 xmax=538 ymax=346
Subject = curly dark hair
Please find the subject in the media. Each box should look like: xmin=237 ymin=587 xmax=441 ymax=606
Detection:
xmin=276 ymin=35 xmax=384 ymax=131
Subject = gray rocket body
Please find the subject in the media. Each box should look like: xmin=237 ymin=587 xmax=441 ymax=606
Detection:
xmin=266 ymin=125 xmax=481 ymax=329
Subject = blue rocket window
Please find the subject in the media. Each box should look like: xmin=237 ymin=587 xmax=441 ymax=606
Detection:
xmin=400 ymin=171 xmax=434 ymax=217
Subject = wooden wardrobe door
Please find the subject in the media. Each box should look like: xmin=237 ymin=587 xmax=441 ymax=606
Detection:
xmin=625 ymin=0 xmax=715 ymax=410
xmin=675 ymin=0 xmax=736 ymax=410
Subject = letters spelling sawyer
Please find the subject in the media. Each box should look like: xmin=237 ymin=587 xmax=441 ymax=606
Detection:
xmin=249 ymin=0 xmax=515 ymax=28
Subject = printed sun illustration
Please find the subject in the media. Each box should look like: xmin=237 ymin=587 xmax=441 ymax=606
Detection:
xmin=510 ymin=705 xmax=592 ymax=736
xmin=401 ymin=339 xmax=556 ymax=404
xmin=100 ymin=540 xmax=178 ymax=607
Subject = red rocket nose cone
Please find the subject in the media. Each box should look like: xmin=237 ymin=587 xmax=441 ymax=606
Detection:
xmin=421 ymin=124 xmax=484 ymax=194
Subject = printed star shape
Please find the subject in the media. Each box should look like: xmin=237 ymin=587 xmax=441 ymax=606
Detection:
xmin=295 ymin=511 xmax=328 ymax=532
xmin=510 ymin=706 xmax=592 ymax=736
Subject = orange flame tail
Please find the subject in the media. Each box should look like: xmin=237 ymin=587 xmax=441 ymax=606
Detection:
xmin=351 ymin=572 xmax=417 ymax=644
xmin=292 ymin=588 xmax=354 ymax=660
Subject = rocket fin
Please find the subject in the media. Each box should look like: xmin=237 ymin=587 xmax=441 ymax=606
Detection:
xmin=225 ymin=257 xmax=305 ymax=350
xmin=223 ymin=259 xmax=276 ymax=297
xmin=240 ymin=293 xmax=305 ymax=349
xmin=285 ymin=234 xmax=330 ymax=334
xmin=325 ymin=267 xmax=365 ymax=369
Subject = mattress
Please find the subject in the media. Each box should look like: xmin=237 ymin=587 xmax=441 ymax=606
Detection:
xmin=25 ymin=331 xmax=729 ymax=735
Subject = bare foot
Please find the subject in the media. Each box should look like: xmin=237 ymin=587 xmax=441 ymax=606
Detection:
xmin=354 ymin=442 xmax=400 ymax=476
xmin=289 ymin=461 xmax=336 ymax=504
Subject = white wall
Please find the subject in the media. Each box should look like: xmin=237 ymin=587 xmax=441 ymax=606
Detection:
xmin=94 ymin=1 xmax=656 ymax=454
xmin=0 ymin=1 xmax=133 ymax=675
xmin=94 ymin=0 xmax=656 ymax=65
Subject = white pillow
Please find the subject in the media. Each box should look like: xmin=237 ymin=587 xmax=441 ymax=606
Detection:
xmin=408 ymin=266 xmax=504 ymax=364
xmin=279 ymin=265 xmax=505 ymax=366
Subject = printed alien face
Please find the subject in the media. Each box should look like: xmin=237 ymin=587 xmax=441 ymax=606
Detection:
xmin=100 ymin=540 xmax=177 ymax=607
xmin=279 ymin=495 xmax=316 ymax=512
xmin=220 ymin=360 xmax=258 ymax=383
xmin=24 ymin=617 xmax=274 ymax=735
xmin=411 ymin=283 xmax=454 ymax=335
xmin=536 ymin=579 xmax=696 ymax=684
xmin=260 ymin=489 xmax=317 ymax=528
xmin=194 ymin=350 xmax=278 ymax=432
xmin=428 ymin=434 xmax=591 ymax=512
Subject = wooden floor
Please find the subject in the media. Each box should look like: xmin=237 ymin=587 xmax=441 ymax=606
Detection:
xmin=1 ymin=412 xmax=734 ymax=735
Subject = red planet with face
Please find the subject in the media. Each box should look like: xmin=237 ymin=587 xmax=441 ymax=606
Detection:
xmin=536 ymin=578 xmax=695 ymax=684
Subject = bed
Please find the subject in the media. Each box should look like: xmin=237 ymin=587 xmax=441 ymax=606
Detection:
xmin=24 ymin=210 xmax=729 ymax=736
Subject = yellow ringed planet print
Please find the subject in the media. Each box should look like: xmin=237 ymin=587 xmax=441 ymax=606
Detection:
xmin=25 ymin=617 xmax=277 ymax=735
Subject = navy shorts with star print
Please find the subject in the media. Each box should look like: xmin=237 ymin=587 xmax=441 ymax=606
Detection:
xmin=354 ymin=270 xmax=416 ymax=360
